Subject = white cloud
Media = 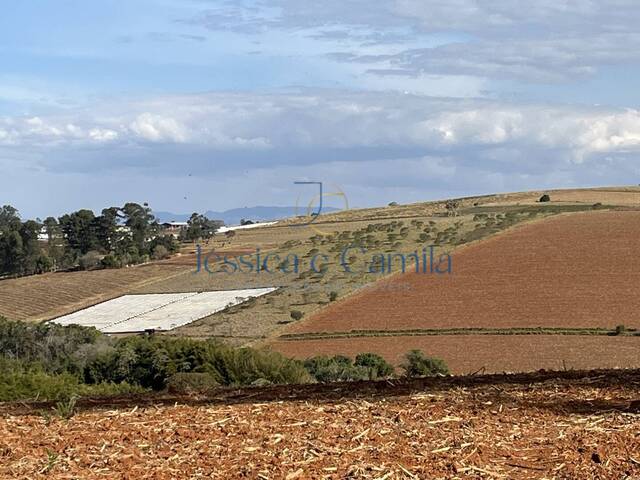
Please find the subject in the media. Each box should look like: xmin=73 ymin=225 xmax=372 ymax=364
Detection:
xmin=89 ymin=128 xmax=119 ymax=142
xmin=129 ymin=113 xmax=189 ymax=143
xmin=186 ymin=0 xmax=640 ymax=83
xmin=2 ymin=91 xmax=640 ymax=174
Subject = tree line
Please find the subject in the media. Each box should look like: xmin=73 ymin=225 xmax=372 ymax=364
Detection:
xmin=0 ymin=203 xmax=223 ymax=278
xmin=0 ymin=317 xmax=448 ymax=402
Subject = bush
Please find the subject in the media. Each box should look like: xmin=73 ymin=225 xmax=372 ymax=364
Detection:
xmin=354 ymin=353 xmax=394 ymax=378
xmin=615 ymin=324 xmax=627 ymax=335
xmin=539 ymin=194 xmax=551 ymax=202
xmin=304 ymin=353 xmax=394 ymax=382
xmin=290 ymin=310 xmax=304 ymax=321
xmin=303 ymin=355 xmax=370 ymax=383
xmin=152 ymin=245 xmax=169 ymax=260
xmin=0 ymin=357 xmax=142 ymax=402
xmin=0 ymin=359 xmax=83 ymax=402
xmin=0 ymin=317 xmax=103 ymax=375
xmin=166 ymin=372 xmax=219 ymax=394
xmin=401 ymin=350 xmax=449 ymax=377
xmin=101 ymin=254 xmax=121 ymax=269
xmin=83 ymin=336 xmax=311 ymax=389
xmin=78 ymin=251 xmax=103 ymax=270
xmin=0 ymin=317 xmax=312 ymax=401
xmin=329 ymin=291 xmax=338 ymax=302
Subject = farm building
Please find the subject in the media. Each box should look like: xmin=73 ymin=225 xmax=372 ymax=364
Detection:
xmin=161 ymin=221 xmax=188 ymax=237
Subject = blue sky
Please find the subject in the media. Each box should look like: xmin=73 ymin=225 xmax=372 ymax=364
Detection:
xmin=3 ymin=1 xmax=640 ymax=218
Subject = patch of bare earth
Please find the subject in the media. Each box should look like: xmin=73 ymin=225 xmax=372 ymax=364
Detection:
xmin=1 ymin=371 xmax=639 ymax=479
xmin=285 ymin=211 xmax=640 ymax=334
xmin=272 ymin=335 xmax=640 ymax=374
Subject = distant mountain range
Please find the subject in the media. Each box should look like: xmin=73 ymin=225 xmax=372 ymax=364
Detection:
xmin=154 ymin=206 xmax=339 ymax=226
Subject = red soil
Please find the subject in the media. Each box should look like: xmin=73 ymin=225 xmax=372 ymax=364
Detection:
xmin=2 ymin=371 xmax=639 ymax=479
xmin=271 ymin=334 xmax=640 ymax=374
xmin=287 ymin=211 xmax=640 ymax=333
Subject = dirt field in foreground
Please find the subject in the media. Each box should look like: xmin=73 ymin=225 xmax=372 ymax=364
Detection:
xmin=285 ymin=211 xmax=640 ymax=335
xmin=1 ymin=370 xmax=639 ymax=479
xmin=272 ymin=335 xmax=640 ymax=374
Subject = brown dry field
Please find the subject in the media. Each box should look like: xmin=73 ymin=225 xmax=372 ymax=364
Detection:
xmin=272 ymin=334 xmax=640 ymax=374
xmin=485 ymin=186 xmax=640 ymax=207
xmin=284 ymin=210 xmax=640 ymax=335
xmin=1 ymin=370 xmax=639 ymax=479
xmin=0 ymin=263 xmax=185 ymax=322
xmin=0 ymin=247 xmax=257 ymax=322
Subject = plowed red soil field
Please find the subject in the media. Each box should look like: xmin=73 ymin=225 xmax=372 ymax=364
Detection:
xmin=1 ymin=370 xmax=639 ymax=479
xmin=285 ymin=211 xmax=640 ymax=334
xmin=272 ymin=335 xmax=640 ymax=374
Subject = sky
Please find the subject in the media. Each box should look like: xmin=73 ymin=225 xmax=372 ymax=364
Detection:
xmin=3 ymin=0 xmax=640 ymax=218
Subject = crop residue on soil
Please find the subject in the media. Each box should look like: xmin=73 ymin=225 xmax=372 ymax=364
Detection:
xmin=1 ymin=372 xmax=639 ymax=479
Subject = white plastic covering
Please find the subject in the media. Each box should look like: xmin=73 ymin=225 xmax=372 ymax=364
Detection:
xmin=51 ymin=288 xmax=277 ymax=333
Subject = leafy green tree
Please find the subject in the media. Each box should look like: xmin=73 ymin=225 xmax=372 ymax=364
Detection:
xmin=0 ymin=229 xmax=23 ymax=275
xmin=0 ymin=205 xmax=20 ymax=231
xmin=59 ymin=209 xmax=100 ymax=255
xmin=184 ymin=213 xmax=221 ymax=241
xmin=94 ymin=207 xmax=121 ymax=252
xmin=121 ymin=203 xmax=157 ymax=253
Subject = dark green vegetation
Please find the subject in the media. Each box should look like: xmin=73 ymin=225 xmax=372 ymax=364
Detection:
xmin=0 ymin=317 xmax=447 ymax=402
xmin=0 ymin=203 xmax=229 ymax=279
xmin=0 ymin=203 xmax=180 ymax=277
xmin=402 ymin=350 xmax=449 ymax=377
xmin=0 ymin=317 xmax=309 ymax=401
xmin=183 ymin=213 xmax=224 ymax=242
xmin=302 ymin=351 xmax=446 ymax=382
xmin=303 ymin=353 xmax=394 ymax=382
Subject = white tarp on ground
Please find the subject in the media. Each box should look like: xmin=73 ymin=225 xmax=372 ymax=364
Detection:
xmin=51 ymin=288 xmax=277 ymax=333
xmin=217 ymin=222 xmax=277 ymax=233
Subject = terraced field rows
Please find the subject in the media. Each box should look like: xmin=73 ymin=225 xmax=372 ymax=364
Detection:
xmin=284 ymin=211 xmax=640 ymax=334
xmin=0 ymin=263 xmax=186 ymax=321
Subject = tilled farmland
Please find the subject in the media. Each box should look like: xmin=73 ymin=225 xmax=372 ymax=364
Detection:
xmin=272 ymin=334 xmax=640 ymax=374
xmin=1 ymin=370 xmax=639 ymax=479
xmin=285 ymin=211 xmax=640 ymax=334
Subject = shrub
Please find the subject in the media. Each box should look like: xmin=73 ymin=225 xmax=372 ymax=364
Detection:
xmin=304 ymin=353 xmax=394 ymax=382
xmin=303 ymin=355 xmax=369 ymax=383
xmin=539 ymin=194 xmax=551 ymax=202
xmin=53 ymin=395 xmax=78 ymax=419
xmin=354 ymin=353 xmax=394 ymax=378
xmin=101 ymin=254 xmax=121 ymax=269
xmin=78 ymin=251 xmax=103 ymax=270
xmin=401 ymin=350 xmax=449 ymax=377
xmin=388 ymin=202 xmax=398 ymax=207
xmin=0 ymin=357 xmax=142 ymax=402
xmin=166 ymin=372 xmax=219 ymax=394
xmin=0 ymin=317 xmax=103 ymax=375
xmin=615 ymin=324 xmax=627 ymax=335
xmin=84 ymin=336 xmax=311 ymax=389
xmin=290 ymin=310 xmax=304 ymax=321
xmin=0 ymin=318 xmax=313 ymax=401
xmin=329 ymin=291 xmax=338 ymax=302
xmin=152 ymin=245 xmax=169 ymax=260
xmin=0 ymin=359 xmax=83 ymax=402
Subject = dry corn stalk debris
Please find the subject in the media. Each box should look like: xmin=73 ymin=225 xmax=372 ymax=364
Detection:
xmin=0 ymin=370 xmax=639 ymax=479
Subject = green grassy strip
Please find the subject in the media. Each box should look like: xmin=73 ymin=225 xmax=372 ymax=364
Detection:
xmin=279 ymin=326 xmax=639 ymax=341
